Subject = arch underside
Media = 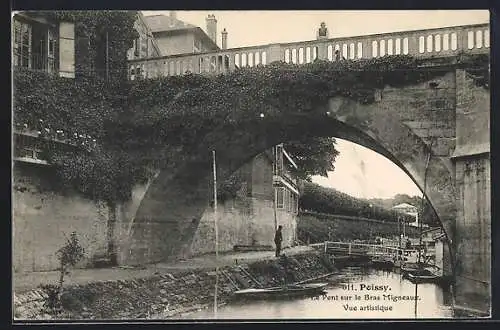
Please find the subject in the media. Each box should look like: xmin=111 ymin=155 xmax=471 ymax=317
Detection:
xmin=126 ymin=95 xmax=457 ymax=266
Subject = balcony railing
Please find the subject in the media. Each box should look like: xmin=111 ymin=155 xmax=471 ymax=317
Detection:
xmin=128 ymin=23 xmax=489 ymax=80
xmin=13 ymin=127 xmax=98 ymax=166
xmin=13 ymin=53 xmax=57 ymax=74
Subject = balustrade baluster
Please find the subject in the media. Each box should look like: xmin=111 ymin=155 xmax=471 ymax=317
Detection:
xmin=357 ymin=42 xmax=363 ymax=59
xmin=127 ymin=24 xmax=487 ymax=79
xmin=427 ymin=35 xmax=433 ymax=53
xmin=468 ymin=31 xmax=475 ymax=49
xmin=451 ymin=32 xmax=459 ymax=50
xmin=435 ymin=34 xmax=442 ymax=52
xmin=476 ymin=30 xmax=483 ymax=48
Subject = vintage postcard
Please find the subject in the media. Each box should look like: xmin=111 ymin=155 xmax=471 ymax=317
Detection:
xmin=12 ymin=9 xmax=491 ymax=321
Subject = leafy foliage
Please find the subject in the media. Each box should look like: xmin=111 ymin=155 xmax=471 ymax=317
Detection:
xmin=40 ymin=284 xmax=62 ymax=311
xmin=299 ymin=182 xmax=416 ymax=223
xmin=217 ymin=171 xmax=245 ymax=202
xmin=48 ymin=148 xmax=149 ymax=203
xmin=284 ymin=137 xmax=339 ymax=180
xmin=40 ymin=232 xmax=85 ymax=315
xmin=57 ymin=232 xmax=85 ymax=268
xmin=13 ymin=69 xmax=115 ymax=139
xmin=297 ymin=213 xmax=421 ymax=244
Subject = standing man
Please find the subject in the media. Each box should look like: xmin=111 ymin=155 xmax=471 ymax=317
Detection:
xmin=274 ymin=225 xmax=283 ymax=257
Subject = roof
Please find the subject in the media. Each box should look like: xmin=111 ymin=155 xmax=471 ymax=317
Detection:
xmin=144 ymin=14 xmax=197 ymax=33
xmin=392 ymin=203 xmax=417 ymax=210
xmin=143 ymin=14 xmax=219 ymax=51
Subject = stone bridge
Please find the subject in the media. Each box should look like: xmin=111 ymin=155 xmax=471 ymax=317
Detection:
xmin=126 ymin=24 xmax=490 ymax=314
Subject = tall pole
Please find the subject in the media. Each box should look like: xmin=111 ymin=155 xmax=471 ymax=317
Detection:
xmin=418 ymin=148 xmax=432 ymax=265
xmin=273 ymin=187 xmax=278 ymax=230
xmin=273 ymin=147 xmax=278 ymax=231
xmin=415 ymin=143 xmax=433 ymax=319
xmin=212 ymin=150 xmax=219 ymax=318
xmin=398 ymin=216 xmax=402 ymax=250
xmin=403 ymin=219 xmax=406 ymax=239
xmin=105 ymin=31 xmax=109 ymax=81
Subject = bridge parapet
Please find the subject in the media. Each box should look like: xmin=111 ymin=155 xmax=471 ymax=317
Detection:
xmin=128 ymin=23 xmax=489 ymax=80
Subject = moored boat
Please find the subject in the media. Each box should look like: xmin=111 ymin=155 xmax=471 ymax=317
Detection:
xmin=371 ymin=256 xmax=394 ymax=270
xmin=400 ymin=262 xmax=422 ymax=273
xmin=232 ymin=283 xmax=328 ymax=300
xmin=402 ymin=268 xmax=441 ymax=284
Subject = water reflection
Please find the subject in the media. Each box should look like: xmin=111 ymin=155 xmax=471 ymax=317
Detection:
xmin=175 ymin=267 xmax=454 ymax=319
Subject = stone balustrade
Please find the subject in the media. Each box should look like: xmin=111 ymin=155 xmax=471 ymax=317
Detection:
xmin=128 ymin=23 xmax=489 ymax=80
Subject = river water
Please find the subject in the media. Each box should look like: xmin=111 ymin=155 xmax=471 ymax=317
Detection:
xmin=176 ymin=267 xmax=454 ymax=320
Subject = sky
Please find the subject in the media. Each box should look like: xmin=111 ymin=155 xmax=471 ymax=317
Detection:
xmin=311 ymin=139 xmax=421 ymax=199
xmin=141 ymin=10 xmax=489 ymax=49
xmin=141 ymin=10 xmax=489 ymax=199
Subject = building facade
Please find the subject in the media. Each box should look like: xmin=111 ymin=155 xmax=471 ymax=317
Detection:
xmin=144 ymin=12 xmax=219 ymax=56
xmin=392 ymin=202 xmax=420 ymax=227
xmin=12 ymin=11 xmax=76 ymax=78
xmin=127 ymin=12 xmax=162 ymax=60
xmin=12 ymin=11 xmax=151 ymax=273
xmin=129 ymin=12 xmax=227 ymax=80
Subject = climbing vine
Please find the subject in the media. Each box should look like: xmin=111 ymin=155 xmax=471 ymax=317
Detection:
xmin=456 ymin=51 xmax=490 ymax=88
xmin=47 ymin=10 xmax=138 ymax=81
xmin=13 ymin=46 xmax=489 ymax=204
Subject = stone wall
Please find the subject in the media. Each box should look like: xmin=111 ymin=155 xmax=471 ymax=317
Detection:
xmin=190 ymin=199 xmax=253 ymax=255
xmin=190 ymin=197 xmax=297 ymax=256
xmin=12 ymin=161 xmax=148 ymax=273
xmin=13 ymin=163 xmax=109 ymax=272
xmin=13 ymin=251 xmax=335 ymax=320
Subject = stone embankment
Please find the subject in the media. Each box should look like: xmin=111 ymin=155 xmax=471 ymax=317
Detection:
xmin=14 ymin=251 xmax=336 ymax=320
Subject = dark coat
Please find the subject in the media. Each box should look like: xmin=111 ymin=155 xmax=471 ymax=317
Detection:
xmin=274 ymin=229 xmax=282 ymax=244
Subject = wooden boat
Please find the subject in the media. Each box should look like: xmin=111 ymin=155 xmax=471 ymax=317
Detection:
xmin=400 ymin=262 xmax=422 ymax=273
xmin=402 ymin=268 xmax=441 ymax=284
xmin=371 ymin=256 xmax=394 ymax=269
xmin=401 ymin=262 xmax=439 ymax=273
xmin=232 ymin=283 xmax=328 ymax=300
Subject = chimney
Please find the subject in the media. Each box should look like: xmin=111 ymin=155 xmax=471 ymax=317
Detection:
xmin=221 ymin=28 xmax=228 ymax=49
xmin=206 ymin=14 xmax=217 ymax=43
xmin=169 ymin=11 xmax=177 ymax=20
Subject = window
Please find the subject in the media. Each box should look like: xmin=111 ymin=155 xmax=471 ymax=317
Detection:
xmin=194 ymin=38 xmax=202 ymax=53
xmin=274 ymin=145 xmax=284 ymax=176
xmin=284 ymin=189 xmax=290 ymax=212
xmin=276 ymin=187 xmax=284 ymax=209
xmin=13 ymin=19 xmax=32 ymax=68
xmin=47 ymin=28 xmax=56 ymax=73
xmin=134 ymin=38 xmax=140 ymax=56
xmin=291 ymin=193 xmax=298 ymax=214
xmin=13 ymin=17 xmax=57 ymax=73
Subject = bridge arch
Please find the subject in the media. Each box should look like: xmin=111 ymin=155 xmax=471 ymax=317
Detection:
xmin=125 ymin=72 xmax=457 ymax=267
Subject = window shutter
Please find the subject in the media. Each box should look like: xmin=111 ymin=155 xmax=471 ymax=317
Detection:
xmin=58 ymin=21 xmax=75 ymax=78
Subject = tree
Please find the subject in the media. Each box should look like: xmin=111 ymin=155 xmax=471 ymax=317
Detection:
xmin=284 ymin=136 xmax=339 ymax=181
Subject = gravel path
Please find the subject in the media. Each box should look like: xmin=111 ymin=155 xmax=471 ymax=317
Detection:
xmin=14 ymin=245 xmax=316 ymax=293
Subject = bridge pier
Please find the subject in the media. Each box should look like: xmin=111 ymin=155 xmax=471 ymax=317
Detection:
xmin=450 ymin=68 xmax=490 ymax=315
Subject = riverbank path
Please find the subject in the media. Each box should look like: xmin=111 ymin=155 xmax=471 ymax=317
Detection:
xmin=14 ymin=245 xmax=316 ymax=293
